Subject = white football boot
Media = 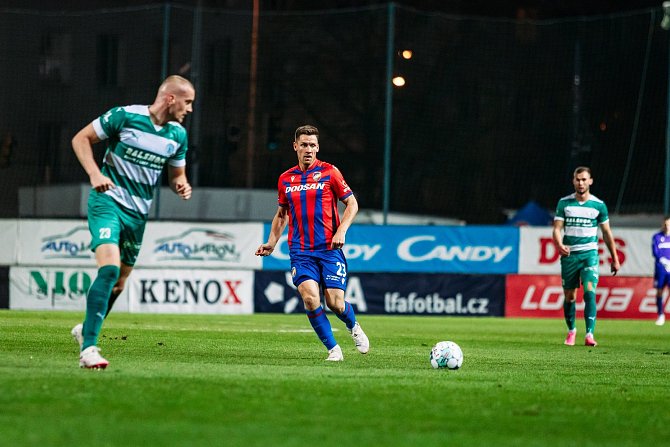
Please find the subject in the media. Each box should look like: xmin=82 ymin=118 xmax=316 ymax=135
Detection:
xmin=326 ymin=344 xmax=343 ymax=361
xmin=350 ymin=322 xmax=370 ymax=354
xmin=79 ymin=346 xmax=109 ymax=369
xmin=656 ymin=314 xmax=666 ymax=326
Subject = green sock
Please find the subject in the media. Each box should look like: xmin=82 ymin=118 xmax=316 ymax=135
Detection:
xmin=584 ymin=290 xmax=597 ymax=334
xmin=82 ymin=265 xmax=120 ymax=350
xmin=563 ymin=300 xmax=576 ymax=331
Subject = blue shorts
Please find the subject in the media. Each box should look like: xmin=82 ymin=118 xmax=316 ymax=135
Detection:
xmin=654 ymin=264 xmax=670 ymax=289
xmin=290 ymin=249 xmax=348 ymax=291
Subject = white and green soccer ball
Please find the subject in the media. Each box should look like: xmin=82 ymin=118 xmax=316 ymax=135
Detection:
xmin=430 ymin=341 xmax=463 ymax=370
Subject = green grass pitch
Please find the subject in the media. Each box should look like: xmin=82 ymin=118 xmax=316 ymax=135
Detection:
xmin=0 ymin=310 xmax=668 ymax=447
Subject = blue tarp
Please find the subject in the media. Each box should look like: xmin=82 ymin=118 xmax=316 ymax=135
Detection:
xmin=507 ymin=201 xmax=553 ymax=226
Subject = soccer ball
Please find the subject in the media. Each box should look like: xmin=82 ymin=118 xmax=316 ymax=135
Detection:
xmin=430 ymin=341 xmax=463 ymax=370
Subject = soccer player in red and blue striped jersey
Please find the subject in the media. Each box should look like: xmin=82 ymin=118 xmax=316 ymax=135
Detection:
xmin=256 ymin=125 xmax=369 ymax=361
xmin=278 ymin=149 xmax=351 ymax=252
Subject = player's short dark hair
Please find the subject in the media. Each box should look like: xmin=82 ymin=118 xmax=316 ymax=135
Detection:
xmin=573 ymin=166 xmax=592 ymax=177
xmin=294 ymin=125 xmax=319 ymax=141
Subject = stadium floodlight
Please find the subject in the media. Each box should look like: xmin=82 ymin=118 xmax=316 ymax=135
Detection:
xmin=392 ymin=76 xmax=406 ymax=87
xmin=662 ymin=1 xmax=670 ymax=30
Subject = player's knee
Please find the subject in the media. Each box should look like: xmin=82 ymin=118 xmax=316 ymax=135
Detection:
xmin=301 ymin=295 xmax=321 ymax=310
xmin=327 ymin=302 xmax=345 ymax=314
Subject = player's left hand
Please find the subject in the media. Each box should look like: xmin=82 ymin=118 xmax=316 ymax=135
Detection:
xmin=175 ymin=182 xmax=192 ymax=200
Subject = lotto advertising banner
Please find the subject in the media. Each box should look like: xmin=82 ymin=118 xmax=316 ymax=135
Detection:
xmin=126 ymin=269 xmax=253 ymax=314
xmin=15 ymin=219 xmax=263 ymax=269
xmin=262 ymin=224 xmax=519 ymax=273
xmin=505 ymin=274 xmax=658 ymax=319
xmin=9 ymin=266 xmax=128 ymax=311
xmin=518 ymin=227 xmax=654 ymax=276
xmin=254 ymin=271 xmax=505 ymax=316
xmin=0 ymin=219 xmax=18 ymax=264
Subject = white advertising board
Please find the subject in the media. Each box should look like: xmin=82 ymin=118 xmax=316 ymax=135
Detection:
xmin=518 ymin=227 xmax=655 ymax=276
xmin=9 ymin=266 xmax=128 ymax=311
xmin=10 ymin=266 xmax=252 ymax=315
xmin=17 ymin=219 xmax=93 ymax=266
xmin=15 ymin=219 xmax=263 ymax=269
xmin=0 ymin=219 xmax=18 ymax=264
xmin=137 ymin=222 xmax=263 ymax=269
xmin=126 ymin=268 xmax=253 ymax=314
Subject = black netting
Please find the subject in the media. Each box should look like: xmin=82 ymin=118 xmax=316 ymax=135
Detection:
xmin=0 ymin=5 xmax=666 ymax=222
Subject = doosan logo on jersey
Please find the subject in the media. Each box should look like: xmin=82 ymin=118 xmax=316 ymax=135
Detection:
xmin=397 ymin=235 xmax=512 ymax=263
xmin=285 ymin=183 xmax=325 ymax=193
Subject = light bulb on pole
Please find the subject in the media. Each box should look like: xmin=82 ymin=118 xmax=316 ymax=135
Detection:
xmin=662 ymin=1 xmax=670 ymax=30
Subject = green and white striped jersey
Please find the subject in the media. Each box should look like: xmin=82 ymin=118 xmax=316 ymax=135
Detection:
xmin=554 ymin=193 xmax=609 ymax=253
xmin=92 ymin=105 xmax=188 ymax=217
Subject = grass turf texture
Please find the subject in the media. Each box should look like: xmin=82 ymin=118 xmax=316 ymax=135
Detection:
xmin=0 ymin=311 xmax=668 ymax=447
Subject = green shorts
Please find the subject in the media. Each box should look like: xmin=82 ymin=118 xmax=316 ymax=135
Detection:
xmin=87 ymin=191 xmax=147 ymax=266
xmin=560 ymin=250 xmax=600 ymax=290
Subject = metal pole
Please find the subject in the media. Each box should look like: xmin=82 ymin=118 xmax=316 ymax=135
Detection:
xmin=189 ymin=0 xmax=203 ymax=188
xmin=663 ymin=2 xmax=670 ymax=214
xmin=666 ymin=32 xmax=670 ymax=215
xmin=569 ymin=40 xmax=581 ymax=174
xmin=245 ymin=0 xmax=259 ymax=188
xmin=156 ymin=2 xmax=171 ymax=219
xmin=161 ymin=2 xmax=170 ymax=80
xmin=382 ymin=2 xmax=395 ymax=225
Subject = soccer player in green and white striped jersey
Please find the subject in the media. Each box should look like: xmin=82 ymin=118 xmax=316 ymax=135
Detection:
xmin=552 ymin=167 xmax=620 ymax=347
xmin=71 ymin=75 xmax=195 ymax=368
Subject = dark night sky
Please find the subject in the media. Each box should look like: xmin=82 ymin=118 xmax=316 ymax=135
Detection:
xmin=297 ymin=1 xmax=664 ymax=18
xmin=1 ymin=0 xmax=664 ymax=18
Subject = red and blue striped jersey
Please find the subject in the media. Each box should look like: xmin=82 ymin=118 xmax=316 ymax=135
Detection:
xmin=278 ymin=159 xmax=354 ymax=252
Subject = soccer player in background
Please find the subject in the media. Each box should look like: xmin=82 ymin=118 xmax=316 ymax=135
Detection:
xmin=651 ymin=216 xmax=670 ymax=326
xmin=255 ymin=125 xmax=369 ymax=361
xmin=552 ymin=166 xmax=621 ymax=347
xmin=70 ymin=75 xmax=195 ymax=368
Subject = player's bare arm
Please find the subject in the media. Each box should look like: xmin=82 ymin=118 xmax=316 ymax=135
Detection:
xmin=331 ymin=194 xmax=358 ymax=249
xmin=72 ymin=123 xmax=114 ymax=192
xmin=601 ymin=222 xmax=621 ymax=275
xmin=256 ymin=206 xmax=289 ymax=256
xmin=552 ymin=219 xmax=570 ymax=257
xmin=168 ymin=166 xmax=192 ymax=200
